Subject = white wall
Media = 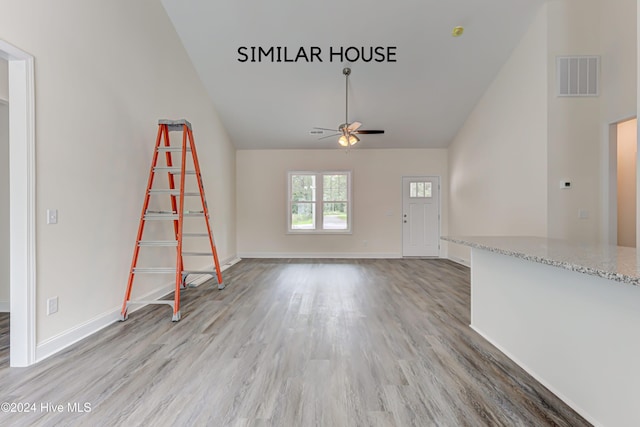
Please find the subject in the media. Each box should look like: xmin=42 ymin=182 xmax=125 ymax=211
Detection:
xmin=447 ymin=4 xmax=548 ymax=264
xmin=600 ymin=0 xmax=637 ymax=124
xmin=237 ymin=149 xmax=448 ymax=258
xmin=546 ymin=0 xmax=601 ymax=242
xmin=0 ymin=100 xmax=8 ymax=311
xmin=0 ymin=58 xmax=7 ymax=101
xmin=0 ymin=58 xmax=7 ymax=311
xmin=449 ymin=0 xmax=637 ymax=264
xmin=0 ymin=1 xmax=236 ymax=346
xmin=547 ymin=0 xmax=636 ymax=243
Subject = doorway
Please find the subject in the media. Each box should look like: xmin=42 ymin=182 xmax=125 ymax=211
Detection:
xmin=402 ymin=176 xmax=440 ymax=257
xmin=609 ymin=118 xmax=637 ymax=248
xmin=0 ymin=40 xmax=36 ymax=367
xmin=617 ymin=118 xmax=637 ymax=247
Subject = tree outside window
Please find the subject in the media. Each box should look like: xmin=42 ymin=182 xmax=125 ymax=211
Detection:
xmin=288 ymin=171 xmax=351 ymax=233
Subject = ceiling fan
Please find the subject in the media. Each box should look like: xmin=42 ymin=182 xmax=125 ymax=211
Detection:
xmin=313 ymin=67 xmax=385 ymax=148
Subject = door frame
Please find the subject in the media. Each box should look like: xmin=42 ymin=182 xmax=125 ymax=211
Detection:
xmin=1 ymin=39 xmax=36 ymax=367
xmin=401 ymin=175 xmax=441 ymax=257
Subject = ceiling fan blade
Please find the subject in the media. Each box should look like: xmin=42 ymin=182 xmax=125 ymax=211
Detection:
xmin=347 ymin=121 xmax=362 ymax=131
xmin=354 ymin=130 xmax=385 ymax=134
xmin=313 ymin=127 xmax=339 ymax=132
xmin=317 ymin=133 xmax=341 ymax=140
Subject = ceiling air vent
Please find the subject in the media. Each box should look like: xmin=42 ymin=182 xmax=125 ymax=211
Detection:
xmin=557 ymin=56 xmax=599 ymax=97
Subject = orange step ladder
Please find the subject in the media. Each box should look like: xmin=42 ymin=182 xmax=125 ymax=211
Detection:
xmin=121 ymin=119 xmax=224 ymax=322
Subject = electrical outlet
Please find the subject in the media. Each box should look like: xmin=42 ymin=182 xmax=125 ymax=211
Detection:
xmin=47 ymin=297 xmax=58 ymax=315
xmin=47 ymin=209 xmax=58 ymax=224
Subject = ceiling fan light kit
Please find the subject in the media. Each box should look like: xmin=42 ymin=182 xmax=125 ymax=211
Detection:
xmin=338 ymin=134 xmax=359 ymax=147
xmin=313 ymin=67 xmax=385 ymax=149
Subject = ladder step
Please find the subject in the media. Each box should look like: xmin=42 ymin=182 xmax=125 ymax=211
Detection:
xmin=144 ymin=211 xmax=204 ymax=220
xmin=133 ymin=267 xmax=176 ymax=274
xmin=182 ymin=252 xmax=214 ymax=256
xmin=153 ymin=167 xmax=196 ymax=175
xmin=127 ymin=300 xmax=174 ymax=306
xmin=144 ymin=213 xmax=178 ymax=220
xmin=148 ymin=189 xmax=200 ymax=196
xmin=182 ymin=270 xmax=217 ymax=275
xmin=132 ymin=269 xmax=219 ymax=276
xmin=138 ymin=240 xmax=177 ymax=247
xmin=159 ymin=119 xmax=192 ymax=131
xmin=157 ymin=146 xmax=191 ymax=153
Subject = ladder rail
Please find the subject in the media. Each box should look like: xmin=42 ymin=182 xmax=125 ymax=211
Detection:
xmin=162 ymin=124 xmax=183 ymax=284
xmin=121 ymin=125 xmax=164 ymax=318
xmin=164 ymin=125 xmax=178 ymax=252
xmin=173 ymin=124 xmax=189 ymax=317
xmin=188 ymin=127 xmax=224 ymax=287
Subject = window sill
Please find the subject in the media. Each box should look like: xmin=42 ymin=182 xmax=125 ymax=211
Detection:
xmin=286 ymin=230 xmax=353 ymax=235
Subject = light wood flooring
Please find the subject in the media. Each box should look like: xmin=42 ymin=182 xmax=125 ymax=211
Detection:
xmin=0 ymin=259 xmax=590 ymax=426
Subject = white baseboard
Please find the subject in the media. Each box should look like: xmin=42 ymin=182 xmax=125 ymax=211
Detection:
xmin=470 ymin=325 xmax=602 ymax=427
xmin=0 ymin=301 xmax=9 ymax=312
xmin=36 ymin=309 xmax=122 ymax=363
xmin=35 ymin=282 xmax=174 ymax=363
xmin=238 ymin=252 xmax=401 ymax=259
xmin=35 ymin=255 xmax=241 ymax=364
xmin=448 ymin=256 xmax=470 ymax=267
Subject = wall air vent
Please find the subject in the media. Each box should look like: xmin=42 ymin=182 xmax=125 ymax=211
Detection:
xmin=557 ymin=56 xmax=599 ymax=97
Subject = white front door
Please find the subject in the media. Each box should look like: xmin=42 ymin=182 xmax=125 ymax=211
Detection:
xmin=402 ymin=176 xmax=440 ymax=257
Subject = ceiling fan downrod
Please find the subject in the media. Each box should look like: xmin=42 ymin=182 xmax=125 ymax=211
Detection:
xmin=311 ymin=66 xmax=384 ymax=148
xmin=344 ymin=67 xmax=351 ymax=129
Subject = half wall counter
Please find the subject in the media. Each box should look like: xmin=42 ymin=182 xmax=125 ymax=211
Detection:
xmin=442 ymin=236 xmax=640 ymax=427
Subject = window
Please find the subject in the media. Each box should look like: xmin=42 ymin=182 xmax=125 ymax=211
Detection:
xmin=409 ymin=181 xmax=432 ymax=198
xmin=288 ymin=171 xmax=351 ymax=233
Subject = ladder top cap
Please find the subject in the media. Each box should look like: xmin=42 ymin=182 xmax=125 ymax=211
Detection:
xmin=158 ymin=119 xmax=192 ymax=131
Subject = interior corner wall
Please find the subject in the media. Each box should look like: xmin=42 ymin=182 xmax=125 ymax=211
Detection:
xmin=0 ymin=100 xmax=8 ymax=311
xmin=0 ymin=0 xmax=236 ymax=348
xmin=0 ymin=57 xmax=7 ymax=311
xmin=447 ymin=4 xmax=548 ymax=265
xmin=547 ymin=0 xmax=637 ymax=244
xmin=236 ymin=149 xmax=448 ymax=258
xmin=0 ymin=58 xmax=7 ymax=101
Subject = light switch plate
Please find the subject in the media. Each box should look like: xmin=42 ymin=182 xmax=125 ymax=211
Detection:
xmin=47 ymin=297 xmax=58 ymax=315
xmin=47 ymin=209 xmax=58 ymax=224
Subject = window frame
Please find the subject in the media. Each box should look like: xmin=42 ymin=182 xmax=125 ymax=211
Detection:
xmin=287 ymin=170 xmax=352 ymax=234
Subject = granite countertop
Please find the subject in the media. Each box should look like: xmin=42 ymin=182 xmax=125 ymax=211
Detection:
xmin=441 ymin=236 xmax=640 ymax=286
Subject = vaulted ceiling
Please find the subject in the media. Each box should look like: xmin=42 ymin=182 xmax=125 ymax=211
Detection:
xmin=160 ymin=0 xmax=545 ymax=149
